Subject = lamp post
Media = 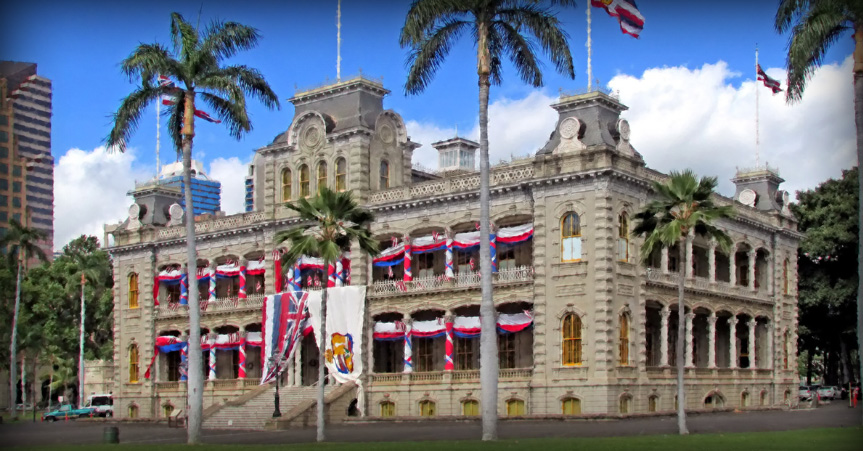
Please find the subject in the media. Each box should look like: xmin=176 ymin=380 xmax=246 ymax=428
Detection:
xmin=270 ymin=356 xmax=281 ymax=418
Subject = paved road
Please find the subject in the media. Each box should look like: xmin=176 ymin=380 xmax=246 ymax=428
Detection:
xmin=2 ymin=402 xmax=861 ymax=447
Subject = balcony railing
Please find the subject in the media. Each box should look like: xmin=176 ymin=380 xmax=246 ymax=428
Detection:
xmin=370 ymin=368 xmax=533 ymax=384
xmin=155 ymin=294 xmax=266 ymax=318
xmin=369 ymin=265 xmax=534 ymax=296
xmin=645 ymin=268 xmax=770 ymax=301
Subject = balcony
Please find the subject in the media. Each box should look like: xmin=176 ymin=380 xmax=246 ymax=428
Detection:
xmin=369 ymin=265 xmax=534 ymax=297
xmin=155 ymin=294 xmax=266 ymax=318
xmin=370 ymin=368 xmax=533 ymax=385
xmin=645 ymin=269 xmax=771 ymax=302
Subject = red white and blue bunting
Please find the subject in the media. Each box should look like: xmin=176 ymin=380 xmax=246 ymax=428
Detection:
xmin=373 ymin=311 xmax=533 ymax=341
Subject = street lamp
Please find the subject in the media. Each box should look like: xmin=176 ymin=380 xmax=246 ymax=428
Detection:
xmin=270 ymin=356 xmax=282 ymax=418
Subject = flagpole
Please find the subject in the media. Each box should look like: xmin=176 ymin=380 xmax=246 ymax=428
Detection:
xmin=336 ymin=0 xmax=342 ymax=82
xmin=755 ymin=45 xmax=760 ymax=169
xmin=586 ymin=2 xmax=592 ymax=92
xmin=156 ymin=95 xmax=161 ymax=179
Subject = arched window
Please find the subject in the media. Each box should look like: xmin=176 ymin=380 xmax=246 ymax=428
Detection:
xmin=462 ymin=399 xmax=479 ymax=416
xmin=562 ymin=313 xmax=583 ymax=366
xmin=419 ymin=400 xmax=436 ymax=417
xmin=619 ymin=395 xmax=632 ymax=414
xmin=129 ymin=344 xmax=139 ymax=383
xmin=506 ymin=399 xmax=525 ymax=416
xmin=299 ymin=165 xmax=310 ymax=197
xmin=317 ymin=161 xmax=328 ymax=192
xmin=380 ymin=401 xmax=395 ymax=418
xmin=335 ymin=157 xmax=347 ymax=192
xmin=618 ymin=312 xmax=630 ymax=365
xmin=561 ymin=213 xmax=582 ymax=261
xmin=562 ymin=398 xmax=581 ymax=415
xmin=380 ymin=160 xmax=390 ymax=189
xmin=741 ymin=391 xmax=750 ymax=407
xmin=128 ymin=404 xmax=138 ymax=419
xmin=617 ymin=212 xmax=629 ymax=262
xmin=128 ymin=273 xmax=139 ymax=309
xmin=783 ymin=259 xmax=789 ymax=295
xmin=783 ymin=330 xmax=790 ymax=370
xmin=648 ymin=395 xmax=658 ymax=412
xmin=760 ymin=390 xmax=768 ymax=406
xmin=281 ymin=168 xmax=292 ymax=201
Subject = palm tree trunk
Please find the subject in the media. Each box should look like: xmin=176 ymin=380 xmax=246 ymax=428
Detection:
xmin=854 ymin=22 xmax=863 ymax=427
xmin=181 ymin=92 xmax=203 ymax=444
xmin=676 ymin=243 xmax=688 ymax=435
xmin=9 ymin=257 xmax=22 ymax=420
xmin=477 ymin=19 xmax=498 ymax=442
xmin=78 ymin=275 xmax=86 ymax=409
xmin=317 ymin=257 xmax=330 ymax=442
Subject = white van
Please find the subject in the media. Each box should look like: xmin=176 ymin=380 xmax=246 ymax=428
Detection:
xmin=85 ymin=394 xmax=113 ymax=417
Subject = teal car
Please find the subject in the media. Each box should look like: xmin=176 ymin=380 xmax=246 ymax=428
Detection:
xmin=41 ymin=404 xmax=96 ymax=422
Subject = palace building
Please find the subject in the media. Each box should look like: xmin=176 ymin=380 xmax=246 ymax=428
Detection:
xmin=105 ymin=76 xmax=801 ymax=428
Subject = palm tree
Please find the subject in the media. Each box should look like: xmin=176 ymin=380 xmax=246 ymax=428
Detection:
xmin=632 ymin=170 xmax=734 ymax=435
xmin=1 ymin=219 xmax=47 ymax=420
xmin=69 ymin=251 xmax=110 ymax=409
xmin=775 ymin=0 xmax=863 ymax=425
xmin=400 ymin=0 xmax=575 ymax=439
xmin=274 ymin=187 xmax=378 ymax=442
xmin=106 ymin=12 xmax=279 ymax=443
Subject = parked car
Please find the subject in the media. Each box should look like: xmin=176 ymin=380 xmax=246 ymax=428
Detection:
xmin=41 ymin=404 xmax=96 ymax=422
xmin=85 ymin=394 xmax=113 ymax=417
xmin=799 ymin=385 xmax=813 ymax=401
xmin=817 ymin=386 xmax=838 ymax=400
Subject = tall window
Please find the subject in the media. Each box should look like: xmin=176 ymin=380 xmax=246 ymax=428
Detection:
xmin=415 ymin=338 xmax=434 ymax=372
xmin=335 ymin=158 xmax=347 ymax=192
xmin=317 ymin=161 xmax=327 ymax=192
xmin=498 ymin=333 xmax=516 ymax=369
xmin=562 ymin=313 xmax=583 ymax=366
xmin=380 ymin=160 xmax=390 ymax=189
xmin=617 ymin=212 xmax=629 ymax=261
xmin=741 ymin=391 xmax=750 ymax=407
xmin=783 ymin=259 xmax=789 ymax=295
xmin=456 ymin=336 xmax=475 ymax=370
xmin=783 ymin=330 xmax=790 ymax=370
xmin=129 ymin=344 xmax=139 ymax=383
xmin=618 ymin=312 xmax=630 ymax=365
xmin=561 ymin=213 xmax=582 ymax=261
xmin=128 ymin=404 xmax=139 ymax=419
xmin=419 ymin=400 xmax=436 ymax=417
xmin=619 ymin=395 xmax=631 ymax=414
xmin=506 ymin=399 xmax=525 ymax=416
xmin=462 ymin=399 xmax=479 ymax=416
xmin=281 ymin=168 xmax=292 ymax=201
xmin=562 ymin=398 xmax=581 ymax=415
xmin=380 ymin=401 xmax=395 ymax=417
xmin=648 ymin=395 xmax=658 ymax=412
xmin=299 ymin=165 xmax=310 ymax=197
xmin=128 ymin=273 xmax=139 ymax=309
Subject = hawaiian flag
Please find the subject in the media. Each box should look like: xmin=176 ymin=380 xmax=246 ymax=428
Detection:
xmin=194 ymin=110 xmax=222 ymax=123
xmin=261 ymin=291 xmax=309 ymax=384
xmin=592 ymin=0 xmax=645 ymax=38
xmin=757 ymin=64 xmax=783 ymax=94
xmin=387 ymin=266 xmax=394 ymax=278
xmin=431 ymin=231 xmax=440 ymax=242
xmin=158 ymin=75 xmax=176 ymax=89
xmin=392 ymin=236 xmax=399 ymax=248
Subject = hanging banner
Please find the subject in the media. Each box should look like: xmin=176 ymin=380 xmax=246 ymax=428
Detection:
xmin=306 ymin=286 xmax=366 ymax=384
xmin=260 ymin=290 xmax=313 ymax=385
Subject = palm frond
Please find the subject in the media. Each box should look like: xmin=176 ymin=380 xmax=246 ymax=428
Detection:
xmin=199 ymin=92 xmax=249 ymax=140
xmin=404 ymin=18 xmax=470 ymax=95
xmin=200 ymin=20 xmax=261 ymax=62
xmin=498 ymin=4 xmax=574 ymax=81
xmin=170 ymin=12 xmax=199 ymax=62
xmin=400 ymin=0 xmax=468 ymax=47
xmin=784 ymin=5 xmax=846 ymax=103
xmin=203 ymin=65 xmax=280 ymax=110
xmin=120 ymin=43 xmax=183 ymax=84
xmin=495 ymin=21 xmax=543 ymax=87
xmin=106 ymin=84 xmax=175 ymax=151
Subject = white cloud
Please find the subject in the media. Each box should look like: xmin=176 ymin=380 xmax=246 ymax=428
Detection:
xmin=54 ymin=146 xmax=150 ymax=249
xmin=608 ymin=57 xmax=855 ymax=198
xmin=208 ymin=157 xmax=249 ymax=215
xmin=404 ymin=57 xmax=855 ymax=199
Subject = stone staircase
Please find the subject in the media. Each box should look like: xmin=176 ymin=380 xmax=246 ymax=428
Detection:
xmin=203 ymin=384 xmax=327 ymax=430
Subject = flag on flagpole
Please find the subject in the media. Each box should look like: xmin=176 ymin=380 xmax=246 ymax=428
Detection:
xmin=756 ymin=64 xmax=783 ymax=94
xmin=591 ymin=0 xmax=645 ymax=38
xmin=158 ymin=75 xmax=176 ymax=89
xmin=194 ymin=110 xmax=222 ymax=123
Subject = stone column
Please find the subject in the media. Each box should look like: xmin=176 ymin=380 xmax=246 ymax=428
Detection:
xmin=708 ymin=241 xmax=717 ymax=282
xmin=728 ymin=316 xmax=738 ymax=369
xmin=766 ymin=321 xmax=774 ymax=370
xmin=660 ymin=306 xmax=670 ymax=367
xmin=403 ymin=317 xmax=413 ymax=373
xmin=445 ymin=229 xmax=454 ymax=280
xmin=748 ymin=249 xmax=757 ymax=291
xmin=729 ymin=245 xmax=737 ymax=286
xmin=208 ymin=333 xmax=217 ymax=381
xmin=685 ymin=235 xmax=694 ymax=279
xmin=685 ymin=312 xmax=695 ymax=368
xmin=707 ymin=313 xmax=717 ymax=368
xmin=179 ymin=334 xmax=188 ymax=382
xmin=208 ymin=262 xmax=217 ymax=302
xmin=444 ymin=312 xmax=454 ymax=371
xmin=238 ymin=331 xmax=247 ymax=379
xmin=293 ymin=341 xmax=302 ymax=386
xmin=661 ymin=247 xmax=669 ymax=274
xmin=748 ymin=318 xmax=757 ymax=369
xmin=238 ymin=258 xmax=248 ymax=300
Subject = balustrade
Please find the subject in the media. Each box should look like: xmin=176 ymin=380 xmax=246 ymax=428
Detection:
xmin=645 ymin=268 xmax=770 ymax=301
xmin=154 ymin=294 xmax=266 ymax=318
xmin=369 ymin=265 xmax=533 ymax=296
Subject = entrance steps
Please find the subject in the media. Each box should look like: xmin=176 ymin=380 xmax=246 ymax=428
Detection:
xmin=202 ymin=384 xmax=327 ymax=430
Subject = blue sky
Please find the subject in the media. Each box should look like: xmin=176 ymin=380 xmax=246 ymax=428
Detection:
xmin=2 ymin=0 xmax=856 ymax=247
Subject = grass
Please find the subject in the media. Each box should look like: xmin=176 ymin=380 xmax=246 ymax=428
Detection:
xmin=8 ymin=427 xmax=863 ymax=450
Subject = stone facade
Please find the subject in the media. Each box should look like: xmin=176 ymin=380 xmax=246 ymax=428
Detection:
xmin=105 ymin=76 xmax=801 ymax=421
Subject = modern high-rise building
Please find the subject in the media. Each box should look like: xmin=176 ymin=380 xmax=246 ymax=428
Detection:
xmin=0 ymin=61 xmax=54 ymax=260
xmin=157 ymin=160 xmax=221 ymax=216
xmin=244 ymin=164 xmax=254 ymax=212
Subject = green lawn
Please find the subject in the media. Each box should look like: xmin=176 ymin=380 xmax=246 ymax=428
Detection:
xmin=9 ymin=427 xmax=863 ymax=450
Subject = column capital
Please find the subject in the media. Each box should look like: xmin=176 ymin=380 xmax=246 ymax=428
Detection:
xmin=748 ymin=318 xmax=757 ymax=328
xmin=729 ymin=316 xmax=739 ymax=326
xmin=660 ymin=306 xmax=671 ymax=318
xmin=685 ymin=312 xmax=695 ymax=321
xmin=748 ymin=248 xmax=757 ymax=258
xmin=707 ymin=314 xmax=718 ymax=325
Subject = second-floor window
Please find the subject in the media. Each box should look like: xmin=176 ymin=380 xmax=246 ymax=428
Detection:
xmin=562 ymin=313 xmax=582 ymax=365
xmin=617 ymin=212 xmax=629 ymax=262
xmin=299 ymin=165 xmax=310 ymax=197
xmin=317 ymin=161 xmax=327 ymax=192
xmin=281 ymin=168 xmax=292 ymax=201
xmin=335 ymin=157 xmax=347 ymax=192
xmin=619 ymin=312 xmax=630 ymax=365
xmin=129 ymin=344 xmax=139 ymax=383
xmin=380 ymin=160 xmax=390 ymax=189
